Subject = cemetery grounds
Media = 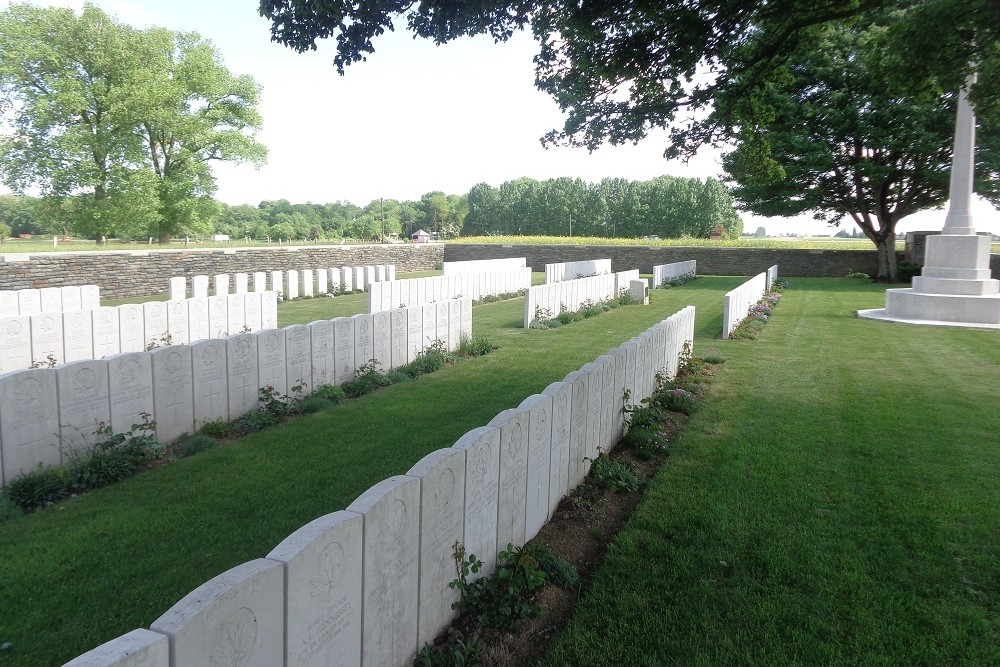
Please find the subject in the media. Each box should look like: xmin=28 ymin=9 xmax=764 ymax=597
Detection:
xmin=0 ymin=275 xmax=997 ymax=665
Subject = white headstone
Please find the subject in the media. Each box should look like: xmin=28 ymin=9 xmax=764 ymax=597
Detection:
xmin=353 ymin=266 xmax=364 ymax=291
xmin=57 ymin=360 xmax=111 ymax=452
xmin=192 ymin=275 xmax=210 ymax=299
xmin=488 ymin=408 xmax=529 ymax=550
xmin=407 ymin=448 xmax=466 ymax=649
xmin=191 ymin=339 xmax=229 ymax=428
xmin=106 ymin=352 xmax=154 ymax=437
xmin=563 ymin=370 xmax=590 ymax=487
xmin=0 ymin=291 xmax=18 ymax=317
xmin=390 ymin=281 xmax=402 ymax=309
xmin=376 ymin=265 xmax=386 ymax=282
xmin=390 ymin=308 xmax=407 ymax=371
xmin=302 ymin=269 xmax=314 ymax=298
xmin=253 ymin=271 xmax=267 ymax=293
xmin=286 ymin=270 xmax=299 ymax=300
xmin=227 ymin=294 xmax=246 ymax=335
xmin=63 ymin=310 xmax=95 ymax=363
xmin=234 ymin=272 xmax=249 ymax=294
xmin=380 ymin=281 xmax=392 ymax=312
xmin=581 ymin=361 xmax=604 ymax=462
xmin=208 ymin=295 xmax=228 ymax=339
xmin=368 ymin=282 xmax=382 ymax=313
xmin=227 ymin=334 xmax=258 ymax=419
xmin=261 ymin=291 xmax=278 ymax=330
xmin=187 ymin=297 xmax=209 ymax=343
xmin=364 ymin=265 xmax=376 ymax=289
xmin=416 ymin=278 xmax=427 ymax=307
xmin=346 ymin=475 xmax=420 ymax=667
xmin=284 ymin=324 xmax=312 ymax=396
xmin=518 ymin=394 xmax=553 ymax=541
xmin=329 ymin=268 xmax=341 ymax=294
xmin=353 ymin=313 xmax=374 ymax=372
xmin=166 ymin=299 xmax=189 ymax=345
xmin=269 ymin=270 xmax=284 ymax=300
xmin=143 ymin=302 xmax=168 ymax=349
xmin=452 ymin=426 xmax=500 ymax=579
xmin=0 ymin=316 xmax=32 ymax=373
xmin=266 ymin=511 xmax=363 ymax=667
xmin=333 ymin=316 xmax=355 ymax=385
xmin=461 ymin=298 xmax=472 ymax=342
xmin=407 ymin=281 xmax=418 ymax=309
xmin=612 ymin=350 xmax=628 ymax=441
xmin=598 ymin=355 xmax=617 ymax=453
xmin=92 ymin=307 xmax=120 ymax=359
xmin=542 ymin=380 xmax=572 ymax=514
xmin=61 ymin=628 xmax=169 ymax=667
xmin=316 ymin=268 xmax=328 ymax=294
xmin=213 ymin=273 xmax=230 ymax=296
xmin=340 ymin=267 xmax=353 ymax=293
xmin=387 ymin=265 xmax=396 ymax=281
xmin=30 ymin=312 xmax=63 ymax=366
xmin=17 ymin=289 xmax=41 ymax=315
xmin=60 ymin=286 xmax=82 ymax=310
xmin=150 ymin=345 xmax=194 ymax=443
xmin=422 ymin=302 xmax=436 ymax=349
xmin=40 ymin=287 xmax=62 ymax=313
xmin=150 ymin=559 xmax=284 ymax=667
xmin=255 ymin=328 xmax=287 ymax=399
xmin=244 ymin=291 xmax=262 ymax=332
xmin=117 ymin=304 xmax=145 ymax=353
xmin=169 ymin=277 xmax=187 ymax=301
xmin=310 ymin=319 xmax=335 ymax=387
xmin=448 ymin=299 xmax=461 ymax=351
xmin=435 ymin=301 xmax=449 ymax=349
xmin=372 ymin=311 xmax=391 ymax=373
xmin=0 ymin=369 xmax=61 ymax=485
xmin=406 ymin=305 xmax=423 ymax=363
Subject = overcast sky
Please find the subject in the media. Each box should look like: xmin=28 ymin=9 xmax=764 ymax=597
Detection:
xmin=3 ymin=0 xmax=998 ymax=235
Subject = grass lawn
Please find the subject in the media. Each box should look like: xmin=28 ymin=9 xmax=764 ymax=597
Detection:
xmin=0 ymin=274 xmax=731 ymax=666
xmin=1 ymin=276 xmax=996 ymax=665
xmin=541 ymin=279 xmax=1000 ymax=665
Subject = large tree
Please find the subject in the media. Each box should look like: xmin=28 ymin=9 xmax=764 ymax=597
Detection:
xmin=0 ymin=3 xmax=265 ymax=241
xmin=260 ymin=0 xmax=999 ymax=278
xmin=723 ymin=18 xmax=1000 ymax=279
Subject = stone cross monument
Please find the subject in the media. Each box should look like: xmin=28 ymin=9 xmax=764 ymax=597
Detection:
xmin=861 ymin=75 xmax=1000 ymax=327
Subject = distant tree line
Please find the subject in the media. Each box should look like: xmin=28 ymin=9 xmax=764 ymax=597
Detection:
xmin=0 ymin=192 xmax=468 ymax=242
xmin=464 ymin=176 xmax=743 ymax=239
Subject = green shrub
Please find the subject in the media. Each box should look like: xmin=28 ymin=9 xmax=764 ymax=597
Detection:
xmin=415 ymin=628 xmax=483 ymax=667
xmin=231 ymin=409 xmax=277 ymax=435
xmin=655 ymin=387 xmax=698 ymax=414
xmin=457 ymin=334 xmax=497 ymax=357
xmin=450 ymin=543 xmax=546 ymax=631
xmin=199 ymin=420 xmax=232 ymax=438
xmin=7 ymin=466 xmax=67 ymax=513
xmin=312 ymin=384 xmax=346 ymax=404
xmin=556 ymin=311 xmax=575 ymax=325
xmin=702 ymin=353 xmax=726 ymax=365
xmin=623 ymin=425 xmax=669 ymax=460
xmin=343 ymin=359 xmax=392 ymax=397
xmin=179 ymin=435 xmax=218 ymax=457
xmin=0 ymin=493 xmax=20 ymax=525
xmin=525 ymin=543 xmax=580 ymax=590
xmin=896 ymin=260 xmax=921 ymax=283
xmin=403 ymin=344 xmax=448 ymax=378
xmin=845 ymin=270 xmax=871 ymax=280
xmin=259 ymin=384 xmax=301 ymax=418
xmin=300 ymin=396 xmax=332 ymax=413
xmin=65 ymin=446 xmax=136 ymax=492
xmin=589 ymin=454 xmax=640 ymax=493
xmin=386 ymin=370 xmax=411 ymax=384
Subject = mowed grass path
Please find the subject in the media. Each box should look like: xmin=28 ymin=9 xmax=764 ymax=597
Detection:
xmin=542 ymin=279 xmax=1000 ymax=665
xmin=0 ymin=274 xmax=738 ymax=666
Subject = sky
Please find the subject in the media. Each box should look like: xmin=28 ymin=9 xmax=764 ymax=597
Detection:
xmin=3 ymin=0 xmax=999 ymax=236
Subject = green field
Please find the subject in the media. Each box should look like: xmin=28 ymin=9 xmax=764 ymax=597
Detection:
xmin=0 ymin=277 xmax=997 ymax=665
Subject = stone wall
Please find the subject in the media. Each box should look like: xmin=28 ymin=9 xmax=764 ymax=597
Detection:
xmin=0 ymin=244 xmax=444 ymax=298
xmin=443 ymin=243 xmax=1000 ymax=278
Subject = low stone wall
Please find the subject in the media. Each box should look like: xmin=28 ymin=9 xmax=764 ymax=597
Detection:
xmin=444 ymin=243 xmax=1000 ymax=278
xmin=0 ymin=244 xmax=444 ymax=299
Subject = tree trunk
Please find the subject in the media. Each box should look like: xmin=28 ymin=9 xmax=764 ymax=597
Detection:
xmin=874 ymin=235 xmax=898 ymax=282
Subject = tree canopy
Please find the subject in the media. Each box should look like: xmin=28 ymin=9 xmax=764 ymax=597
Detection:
xmin=259 ymin=0 xmax=999 ymax=158
xmin=0 ymin=3 xmax=266 ymax=241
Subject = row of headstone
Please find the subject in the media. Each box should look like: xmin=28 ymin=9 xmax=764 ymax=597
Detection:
xmin=441 ymin=257 xmax=526 ymax=275
xmin=652 ymin=260 xmax=697 ymax=287
xmin=722 ymin=269 xmax=772 ymax=339
xmin=0 ymin=297 xmax=472 ymax=489
xmin=524 ymin=270 xmax=641 ymax=327
xmin=368 ymin=269 xmax=531 ymax=313
xmin=544 ymin=258 xmax=612 ymax=283
xmin=169 ymin=265 xmax=396 ymax=301
xmin=0 ymin=292 xmax=278 ymax=374
xmin=61 ymin=305 xmax=696 ymax=667
xmin=0 ymin=285 xmax=100 ymax=317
